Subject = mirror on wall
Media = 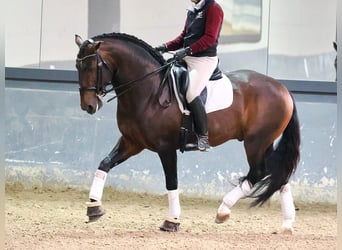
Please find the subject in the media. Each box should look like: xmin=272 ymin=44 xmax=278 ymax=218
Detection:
xmin=5 ymin=0 xmax=337 ymax=81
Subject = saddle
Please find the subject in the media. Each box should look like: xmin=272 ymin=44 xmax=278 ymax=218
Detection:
xmin=172 ymin=61 xmax=223 ymax=109
xmin=171 ymin=61 xmax=223 ymax=152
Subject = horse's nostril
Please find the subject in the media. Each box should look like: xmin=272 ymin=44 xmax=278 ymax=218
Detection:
xmin=87 ymin=105 xmax=94 ymax=114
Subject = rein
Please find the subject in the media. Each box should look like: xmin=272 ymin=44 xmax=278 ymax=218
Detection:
xmin=106 ymin=60 xmax=174 ymax=103
xmin=78 ymin=50 xmax=175 ymax=103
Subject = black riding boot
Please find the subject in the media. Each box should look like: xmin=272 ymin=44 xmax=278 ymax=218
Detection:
xmin=188 ymin=97 xmax=210 ymax=151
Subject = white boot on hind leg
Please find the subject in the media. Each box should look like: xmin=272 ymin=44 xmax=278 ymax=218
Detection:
xmin=215 ymin=180 xmax=251 ymax=224
xmin=280 ymin=183 xmax=295 ymax=234
xmin=215 ymin=202 xmax=231 ymax=223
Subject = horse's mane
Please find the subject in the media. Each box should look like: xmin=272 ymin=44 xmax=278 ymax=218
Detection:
xmin=93 ymin=32 xmax=166 ymax=66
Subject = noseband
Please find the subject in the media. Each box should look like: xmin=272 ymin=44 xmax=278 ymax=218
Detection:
xmin=76 ymin=52 xmax=114 ymax=97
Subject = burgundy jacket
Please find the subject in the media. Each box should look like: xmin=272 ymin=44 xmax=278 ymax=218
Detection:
xmin=166 ymin=0 xmax=223 ymax=57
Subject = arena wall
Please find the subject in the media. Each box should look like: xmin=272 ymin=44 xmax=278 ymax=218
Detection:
xmin=5 ymin=70 xmax=336 ymax=204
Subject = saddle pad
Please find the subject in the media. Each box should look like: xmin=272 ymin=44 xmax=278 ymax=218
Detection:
xmin=171 ymin=71 xmax=233 ymax=114
xmin=205 ymin=74 xmax=233 ymax=113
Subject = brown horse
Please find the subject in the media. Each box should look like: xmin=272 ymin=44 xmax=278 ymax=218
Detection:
xmin=75 ymin=33 xmax=300 ymax=233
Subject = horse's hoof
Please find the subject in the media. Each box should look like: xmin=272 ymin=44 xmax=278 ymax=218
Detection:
xmin=87 ymin=214 xmax=104 ymax=223
xmin=86 ymin=201 xmax=105 ymax=223
xmin=159 ymin=219 xmax=180 ymax=232
xmin=281 ymin=227 xmax=294 ymax=235
xmin=281 ymin=220 xmax=294 ymax=235
xmin=215 ymin=213 xmax=230 ymax=224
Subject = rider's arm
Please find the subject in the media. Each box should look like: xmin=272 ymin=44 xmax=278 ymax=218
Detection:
xmin=188 ymin=3 xmax=223 ymax=54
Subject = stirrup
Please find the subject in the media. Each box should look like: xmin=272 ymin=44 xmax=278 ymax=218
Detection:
xmin=198 ymin=135 xmax=210 ymax=152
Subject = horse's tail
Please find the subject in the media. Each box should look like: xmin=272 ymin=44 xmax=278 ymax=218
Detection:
xmin=250 ymin=96 xmax=301 ymax=207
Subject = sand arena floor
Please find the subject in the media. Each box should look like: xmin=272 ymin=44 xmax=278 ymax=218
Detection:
xmin=5 ymin=184 xmax=337 ymax=250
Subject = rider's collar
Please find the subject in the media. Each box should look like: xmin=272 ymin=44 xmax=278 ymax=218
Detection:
xmin=188 ymin=0 xmax=206 ymax=12
xmin=194 ymin=0 xmax=206 ymax=10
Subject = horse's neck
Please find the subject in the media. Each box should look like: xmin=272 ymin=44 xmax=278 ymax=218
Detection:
xmin=109 ymin=43 xmax=161 ymax=81
xmin=115 ymin=61 xmax=162 ymax=105
xmin=104 ymin=40 xmax=165 ymax=106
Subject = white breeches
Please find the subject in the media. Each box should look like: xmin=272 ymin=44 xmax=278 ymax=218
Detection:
xmin=184 ymin=56 xmax=218 ymax=103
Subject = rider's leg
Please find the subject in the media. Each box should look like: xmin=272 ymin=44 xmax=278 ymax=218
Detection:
xmin=184 ymin=56 xmax=218 ymax=151
xmin=188 ymin=96 xmax=209 ymax=151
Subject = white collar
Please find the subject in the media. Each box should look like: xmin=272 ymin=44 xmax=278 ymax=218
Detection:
xmin=194 ymin=0 xmax=206 ymax=10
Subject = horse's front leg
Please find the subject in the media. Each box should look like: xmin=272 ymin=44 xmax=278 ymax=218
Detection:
xmin=157 ymin=149 xmax=181 ymax=232
xmin=87 ymin=136 xmax=142 ymax=222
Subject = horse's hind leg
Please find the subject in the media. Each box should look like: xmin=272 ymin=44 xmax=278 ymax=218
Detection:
xmin=215 ymin=179 xmax=252 ymax=223
xmin=279 ymin=183 xmax=296 ymax=234
xmin=243 ymin=138 xmax=296 ymax=234
xmin=217 ymin=136 xmax=296 ymax=233
xmin=215 ymin=141 xmax=272 ymax=224
xmin=158 ymin=149 xmax=181 ymax=232
xmin=87 ymin=136 xmax=142 ymax=222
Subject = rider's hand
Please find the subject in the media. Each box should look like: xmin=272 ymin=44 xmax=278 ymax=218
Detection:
xmin=155 ymin=44 xmax=167 ymax=53
xmin=173 ymin=47 xmax=192 ymax=61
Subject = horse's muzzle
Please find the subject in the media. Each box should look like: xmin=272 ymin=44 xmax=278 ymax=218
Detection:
xmin=81 ymin=96 xmax=103 ymax=114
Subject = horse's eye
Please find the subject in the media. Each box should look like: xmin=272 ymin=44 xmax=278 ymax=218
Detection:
xmin=76 ymin=61 xmax=90 ymax=71
xmin=82 ymin=64 xmax=91 ymax=71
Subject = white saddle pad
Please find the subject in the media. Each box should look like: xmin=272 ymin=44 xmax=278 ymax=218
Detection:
xmin=171 ymin=72 xmax=233 ymax=114
xmin=205 ymin=74 xmax=233 ymax=113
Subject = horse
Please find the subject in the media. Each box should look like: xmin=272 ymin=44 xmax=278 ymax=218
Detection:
xmin=75 ymin=32 xmax=300 ymax=234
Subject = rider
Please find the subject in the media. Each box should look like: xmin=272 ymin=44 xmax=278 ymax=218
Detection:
xmin=155 ymin=0 xmax=224 ymax=151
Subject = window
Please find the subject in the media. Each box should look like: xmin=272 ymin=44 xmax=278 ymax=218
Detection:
xmin=5 ymin=0 xmax=88 ymax=70
xmin=217 ymin=0 xmax=262 ymax=44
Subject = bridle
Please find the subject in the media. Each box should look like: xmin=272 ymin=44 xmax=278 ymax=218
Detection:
xmin=76 ymin=52 xmax=114 ymax=97
xmin=76 ymin=50 xmax=175 ymax=103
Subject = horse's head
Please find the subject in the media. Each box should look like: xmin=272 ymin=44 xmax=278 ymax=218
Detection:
xmin=75 ymin=35 xmax=113 ymax=114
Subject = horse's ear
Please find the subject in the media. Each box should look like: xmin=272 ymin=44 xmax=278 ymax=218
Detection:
xmin=94 ymin=41 xmax=103 ymax=50
xmin=333 ymin=41 xmax=337 ymax=51
xmin=75 ymin=34 xmax=83 ymax=48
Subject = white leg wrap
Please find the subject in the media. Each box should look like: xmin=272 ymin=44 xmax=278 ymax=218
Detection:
xmin=218 ymin=180 xmax=251 ymax=214
xmin=223 ymin=180 xmax=251 ymax=208
xmin=89 ymin=170 xmax=108 ymax=201
xmin=168 ymin=189 xmax=181 ymax=219
xmin=217 ymin=202 xmax=231 ymax=215
xmin=280 ymin=183 xmax=295 ymax=233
